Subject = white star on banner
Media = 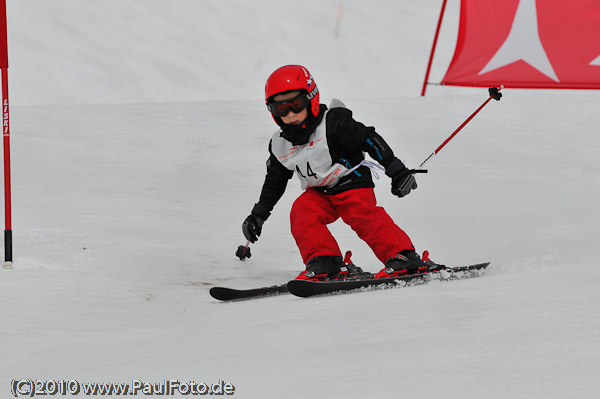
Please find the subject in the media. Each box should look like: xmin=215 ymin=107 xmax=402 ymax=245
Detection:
xmin=479 ymin=0 xmax=559 ymax=81
xmin=591 ymin=55 xmax=600 ymax=66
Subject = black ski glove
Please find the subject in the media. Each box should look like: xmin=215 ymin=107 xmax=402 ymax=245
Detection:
xmin=386 ymin=158 xmax=417 ymax=198
xmin=242 ymin=214 xmax=265 ymax=243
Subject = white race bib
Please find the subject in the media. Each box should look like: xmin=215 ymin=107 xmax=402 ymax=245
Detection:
xmin=270 ymin=108 xmax=350 ymax=190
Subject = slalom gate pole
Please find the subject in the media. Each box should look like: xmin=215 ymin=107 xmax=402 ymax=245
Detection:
xmin=2 ymin=67 xmax=10 ymax=269
xmin=1 ymin=0 xmax=11 ymax=269
xmin=418 ymin=86 xmax=503 ymax=169
xmin=420 ymin=0 xmax=448 ymax=97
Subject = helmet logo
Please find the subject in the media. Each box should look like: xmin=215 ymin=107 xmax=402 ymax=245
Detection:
xmin=301 ymin=67 xmax=314 ymax=87
xmin=307 ymin=85 xmax=318 ymax=100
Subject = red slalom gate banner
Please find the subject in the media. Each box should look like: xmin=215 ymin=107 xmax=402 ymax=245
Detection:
xmin=441 ymin=0 xmax=600 ymax=89
xmin=1 ymin=0 xmax=11 ymax=268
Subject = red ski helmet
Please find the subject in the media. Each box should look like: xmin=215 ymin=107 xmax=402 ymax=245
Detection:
xmin=265 ymin=65 xmax=320 ymax=118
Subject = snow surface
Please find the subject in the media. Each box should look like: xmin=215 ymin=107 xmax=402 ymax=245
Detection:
xmin=2 ymin=1 xmax=600 ymax=398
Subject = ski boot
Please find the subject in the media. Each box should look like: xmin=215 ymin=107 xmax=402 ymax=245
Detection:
xmin=421 ymin=250 xmax=446 ymax=271
xmin=295 ymin=252 xmax=370 ymax=281
xmin=334 ymin=251 xmax=373 ymax=280
xmin=375 ymin=250 xmax=431 ymax=279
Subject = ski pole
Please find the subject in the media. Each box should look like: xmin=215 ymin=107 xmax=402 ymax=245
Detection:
xmin=236 ymin=241 xmax=252 ymax=261
xmin=418 ymin=86 xmax=503 ymax=169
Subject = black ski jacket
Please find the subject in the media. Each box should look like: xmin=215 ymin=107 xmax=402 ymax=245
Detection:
xmin=250 ymin=103 xmax=401 ymax=220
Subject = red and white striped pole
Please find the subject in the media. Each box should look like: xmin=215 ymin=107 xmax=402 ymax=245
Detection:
xmin=1 ymin=0 xmax=12 ymax=269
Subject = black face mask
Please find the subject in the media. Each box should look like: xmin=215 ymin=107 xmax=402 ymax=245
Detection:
xmin=278 ymin=105 xmax=326 ymax=145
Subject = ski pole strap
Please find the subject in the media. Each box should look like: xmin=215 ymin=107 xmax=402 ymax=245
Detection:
xmin=342 ymin=161 xmax=426 ymax=180
xmin=343 ymin=159 xmax=386 ymax=179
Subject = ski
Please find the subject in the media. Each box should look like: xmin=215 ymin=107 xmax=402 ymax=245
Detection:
xmin=210 ymin=262 xmax=490 ymax=301
xmin=209 ymin=283 xmax=288 ymax=301
xmin=286 ymin=262 xmax=490 ymax=298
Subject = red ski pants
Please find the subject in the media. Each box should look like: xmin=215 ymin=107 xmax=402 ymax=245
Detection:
xmin=290 ymin=188 xmax=414 ymax=265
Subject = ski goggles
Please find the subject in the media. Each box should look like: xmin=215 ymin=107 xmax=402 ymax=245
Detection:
xmin=267 ymin=92 xmax=310 ymax=117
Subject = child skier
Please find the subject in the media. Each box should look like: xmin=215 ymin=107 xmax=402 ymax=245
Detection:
xmin=242 ymin=65 xmax=429 ymax=280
